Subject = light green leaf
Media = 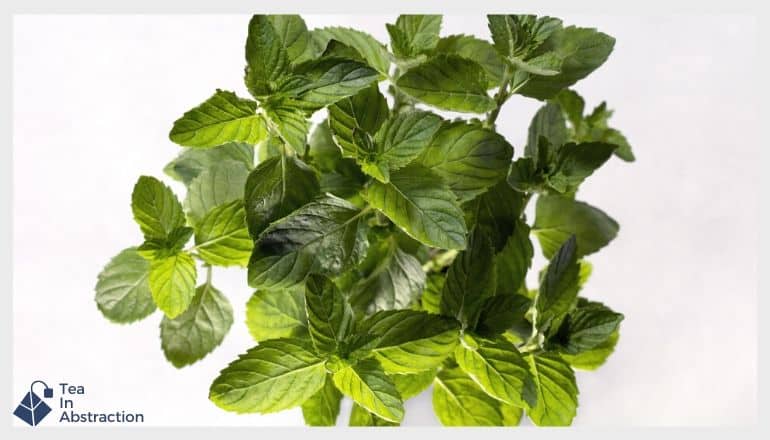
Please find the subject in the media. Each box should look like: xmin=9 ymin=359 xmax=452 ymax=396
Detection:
xmin=268 ymin=15 xmax=312 ymax=64
xmin=387 ymin=15 xmax=442 ymax=58
xmin=160 ymin=282 xmax=233 ymax=368
xmin=417 ymin=121 xmax=512 ymax=202
xmin=526 ymin=102 xmax=567 ymax=160
xmin=148 ymin=252 xmax=197 ymax=319
xmin=390 ymin=368 xmax=437 ymax=399
xmin=349 ymin=403 xmax=398 ymax=426
xmin=454 ymin=334 xmax=536 ymax=408
xmin=245 ymin=15 xmax=290 ymax=97
xmin=396 ymin=55 xmax=496 ymax=113
xmin=518 ymin=26 xmax=615 ymax=100
xmin=440 ymin=230 xmax=496 ymax=326
xmin=420 ymin=272 xmax=444 ymax=314
xmin=533 ymin=195 xmax=619 ymax=259
xmin=248 ymin=195 xmax=369 ymax=289
xmin=525 ymin=352 xmax=578 ymax=426
xmin=185 ymin=160 xmax=250 ymax=224
xmin=432 ymin=365 xmax=503 ymax=426
xmin=347 ymin=238 xmax=426 ymax=314
xmin=313 ymin=27 xmax=392 ymax=74
xmin=244 ymin=155 xmax=320 ymax=237
xmin=210 ymin=338 xmax=326 ymax=414
xmin=358 ymin=310 xmax=460 ymax=373
xmin=553 ymin=300 xmax=623 ymax=354
xmin=305 ymin=274 xmax=354 ymax=354
xmin=561 ymin=330 xmax=619 ymax=371
xmin=263 ymin=100 xmax=311 ymax=153
xmin=164 ymin=143 xmax=254 ymax=185
xmin=364 ymin=165 xmax=467 ymax=250
xmin=169 ymin=90 xmax=268 ymax=148
xmin=363 ymin=111 xmax=442 ymax=182
xmin=332 ymin=358 xmax=404 ymax=423
xmin=302 ymin=374 xmax=343 ymax=426
xmin=136 ymin=226 xmax=193 ymax=260
xmin=535 ymin=236 xmax=580 ymax=332
xmin=494 ymin=219 xmax=533 ymax=295
xmin=245 ymin=288 xmax=307 ymax=342
xmin=193 ymin=200 xmax=252 ymax=267
xmin=94 ymin=247 xmax=155 ymax=323
xmin=435 ymin=34 xmax=505 ymax=87
xmin=131 ymin=176 xmax=185 ymax=240
xmin=500 ymin=402 xmax=524 ymax=425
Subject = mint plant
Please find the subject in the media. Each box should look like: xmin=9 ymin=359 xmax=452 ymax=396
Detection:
xmin=95 ymin=14 xmax=633 ymax=426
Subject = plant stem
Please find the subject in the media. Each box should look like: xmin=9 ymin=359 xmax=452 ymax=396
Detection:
xmin=205 ymin=264 xmax=213 ymax=285
xmin=484 ymin=66 xmax=514 ymax=128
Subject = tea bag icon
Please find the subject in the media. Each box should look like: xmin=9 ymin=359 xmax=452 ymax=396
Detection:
xmin=13 ymin=381 xmax=53 ymax=426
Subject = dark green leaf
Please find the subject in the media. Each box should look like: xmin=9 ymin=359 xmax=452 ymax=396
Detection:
xmin=440 ymin=230 xmax=496 ymax=326
xmin=476 ymin=293 xmax=531 ymax=338
xmin=464 ymin=180 xmax=526 ymax=251
xmin=561 ymin=330 xmax=619 ymax=371
xmin=435 ymin=34 xmax=505 ymax=87
xmin=302 ymin=374 xmax=343 ymax=426
xmin=535 ymin=235 xmax=580 ymax=331
xmin=288 ymin=57 xmax=380 ymax=109
xmin=526 ymin=102 xmax=567 ymax=160
xmin=387 ymin=15 xmax=442 ymax=58
xmin=245 ymin=15 xmax=291 ymax=97
xmin=546 ymin=142 xmax=616 ymax=193
xmin=268 ymin=15 xmax=313 ymax=64
xmin=552 ymin=300 xmax=624 ymax=354
xmin=305 ymin=274 xmax=354 ymax=354
xmin=494 ymin=219 xmax=533 ymax=295
xmin=313 ymin=27 xmax=391 ymax=74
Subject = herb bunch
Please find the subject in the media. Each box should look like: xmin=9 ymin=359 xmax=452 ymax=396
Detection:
xmin=95 ymin=14 xmax=633 ymax=426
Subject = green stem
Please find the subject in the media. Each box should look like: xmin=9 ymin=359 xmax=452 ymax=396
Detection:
xmin=205 ymin=265 xmax=213 ymax=285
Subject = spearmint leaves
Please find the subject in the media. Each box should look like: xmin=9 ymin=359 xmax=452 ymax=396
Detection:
xmin=98 ymin=13 xmax=633 ymax=427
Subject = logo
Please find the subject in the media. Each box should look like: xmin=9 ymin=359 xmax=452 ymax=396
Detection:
xmin=13 ymin=380 xmax=54 ymax=426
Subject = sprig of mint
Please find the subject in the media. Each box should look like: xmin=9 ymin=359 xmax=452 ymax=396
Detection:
xmin=94 ymin=14 xmax=633 ymax=426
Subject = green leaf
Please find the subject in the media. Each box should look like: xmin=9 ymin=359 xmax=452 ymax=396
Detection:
xmin=131 ymin=176 xmax=185 ymax=240
xmin=148 ymin=252 xmax=197 ymax=319
xmin=136 ymin=226 xmax=193 ymax=260
xmin=387 ymin=15 xmax=442 ymax=58
xmin=494 ymin=219 xmax=533 ymax=295
xmin=244 ymin=155 xmax=320 ymax=237
xmin=288 ymin=57 xmax=380 ymax=109
xmin=364 ymin=165 xmax=467 ymax=250
xmin=313 ymin=27 xmax=391 ymax=74
xmin=164 ymin=143 xmax=254 ymax=185
xmin=526 ymin=102 xmax=567 ymax=160
xmin=500 ymin=402 xmax=524 ymax=426
xmin=245 ymin=288 xmax=307 ymax=342
xmin=464 ymin=180 xmax=526 ymax=251
xmin=475 ymin=293 xmax=531 ymax=338
xmin=552 ymin=300 xmax=624 ymax=354
xmin=328 ymin=84 xmax=389 ymax=158
xmin=349 ymin=403 xmax=398 ymax=426
xmin=432 ymin=365 xmax=503 ymax=426
xmin=268 ymin=15 xmax=313 ymax=64
xmin=525 ymin=352 xmax=578 ymax=426
xmin=185 ymin=160 xmax=250 ymax=224
xmin=332 ymin=358 xmax=404 ymax=423
xmin=435 ymin=34 xmax=505 ymax=87
xmin=390 ymin=368 xmax=437 ymax=399
xmin=358 ymin=310 xmax=460 ymax=373
xmin=362 ymin=111 xmax=442 ymax=183
xmin=417 ymin=121 xmax=513 ymax=202
xmin=396 ymin=55 xmax=496 ymax=113
xmin=535 ymin=235 xmax=580 ymax=331
xmin=454 ymin=334 xmax=536 ymax=408
xmin=210 ymin=338 xmax=326 ymax=414
xmin=559 ymin=93 xmax=635 ymax=162
xmin=194 ymin=200 xmax=252 ymax=267
xmin=262 ymin=100 xmax=311 ymax=153
xmin=546 ymin=142 xmax=617 ymax=193
xmin=561 ymin=330 xmax=619 ymax=371
xmin=169 ymin=90 xmax=268 ymax=148
xmin=244 ymin=15 xmax=290 ymax=97
xmin=94 ymin=247 xmax=155 ymax=323
xmin=160 ymin=282 xmax=234 ymax=368
xmin=305 ymin=274 xmax=354 ymax=354
xmin=517 ymin=26 xmax=615 ymax=100
xmin=347 ymin=238 xmax=426 ymax=314
xmin=248 ymin=194 xmax=369 ymax=289
xmin=487 ymin=15 xmax=562 ymax=65
xmin=440 ymin=230 xmax=496 ymax=326
xmin=533 ymin=195 xmax=619 ymax=259
xmin=302 ymin=374 xmax=343 ymax=426
xmin=420 ymin=272 xmax=444 ymax=314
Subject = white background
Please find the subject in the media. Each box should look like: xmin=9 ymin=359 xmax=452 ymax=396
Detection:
xmin=12 ymin=14 xmax=758 ymax=426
